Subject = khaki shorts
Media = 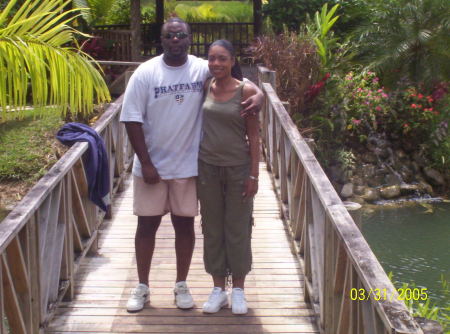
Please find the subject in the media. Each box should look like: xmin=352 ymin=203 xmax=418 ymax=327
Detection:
xmin=133 ymin=175 xmax=198 ymax=217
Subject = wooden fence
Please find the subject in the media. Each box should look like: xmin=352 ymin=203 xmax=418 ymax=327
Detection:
xmin=93 ymin=22 xmax=254 ymax=59
xmin=0 ymin=96 xmax=133 ymax=333
xmin=257 ymin=66 xmax=424 ymax=334
xmin=91 ymin=29 xmax=132 ymax=61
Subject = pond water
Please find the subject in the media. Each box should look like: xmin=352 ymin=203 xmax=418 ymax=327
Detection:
xmin=361 ymin=201 xmax=450 ymax=308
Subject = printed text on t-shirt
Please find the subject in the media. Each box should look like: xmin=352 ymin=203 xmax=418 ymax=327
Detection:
xmin=154 ymin=81 xmax=203 ymax=99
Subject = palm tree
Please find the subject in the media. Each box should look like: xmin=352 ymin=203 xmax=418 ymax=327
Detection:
xmin=0 ymin=0 xmax=110 ymax=121
xmin=353 ymin=0 xmax=450 ymax=88
xmin=72 ymin=0 xmax=114 ymax=26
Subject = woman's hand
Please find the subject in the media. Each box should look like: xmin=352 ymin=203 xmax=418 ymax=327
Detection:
xmin=242 ymin=176 xmax=258 ymax=199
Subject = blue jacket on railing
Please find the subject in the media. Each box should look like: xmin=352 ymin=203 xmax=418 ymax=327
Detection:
xmin=56 ymin=122 xmax=110 ymax=212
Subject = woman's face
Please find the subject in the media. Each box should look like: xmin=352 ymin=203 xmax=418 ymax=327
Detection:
xmin=208 ymin=45 xmax=234 ymax=80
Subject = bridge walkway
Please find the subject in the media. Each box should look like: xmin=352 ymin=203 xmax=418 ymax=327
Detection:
xmin=47 ymin=162 xmax=319 ymax=334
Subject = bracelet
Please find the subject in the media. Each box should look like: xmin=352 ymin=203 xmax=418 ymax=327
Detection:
xmin=249 ymin=175 xmax=258 ymax=181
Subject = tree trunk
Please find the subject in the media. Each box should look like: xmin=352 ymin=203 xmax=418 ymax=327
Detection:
xmin=130 ymin=0 xmax=142 ymax=61
xmin=253 ymin=0 xmax=262 ymax=37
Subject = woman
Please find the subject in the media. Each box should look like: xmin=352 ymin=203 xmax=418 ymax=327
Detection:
xmin=197 ymin=39 xmax=260 ymax=315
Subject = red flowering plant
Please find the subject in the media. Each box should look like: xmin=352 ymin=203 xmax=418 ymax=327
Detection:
xmin=328 ymin=70 xmax=391 ymax=142
xmin=389 ymin=82 xmax=449 ymax=142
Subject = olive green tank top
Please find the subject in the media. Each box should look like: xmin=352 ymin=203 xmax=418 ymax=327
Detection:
xmin=199 ymin=79 xmax=250 ymax=166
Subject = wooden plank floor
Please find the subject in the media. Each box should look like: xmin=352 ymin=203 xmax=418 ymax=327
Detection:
xmin=47 ymin=162 xmax=318 ymax=333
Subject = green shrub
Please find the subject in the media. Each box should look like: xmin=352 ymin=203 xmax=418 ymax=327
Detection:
xmin=327 ymin=70 xmax=392 ymax=143
xmin=388 ymin=85 xmax=448 ymax=140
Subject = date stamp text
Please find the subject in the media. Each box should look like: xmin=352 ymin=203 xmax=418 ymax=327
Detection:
xmin=350 ymin=288 xmax=428 ymax=301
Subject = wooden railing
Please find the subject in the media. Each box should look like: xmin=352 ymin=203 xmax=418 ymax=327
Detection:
xmin=93 ymin=22 xmax=254 ymax=59
xmin=0 ymin=96 xmax=133 ymax=333
xmin=257 ymin=66 xmax=423 ymax=334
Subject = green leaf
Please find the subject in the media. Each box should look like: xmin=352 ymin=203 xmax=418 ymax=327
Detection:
xmin=0 ymin=0 xmax=110 ymax=121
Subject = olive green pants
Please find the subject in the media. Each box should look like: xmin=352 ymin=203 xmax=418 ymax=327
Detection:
xmin=197 ymin=160 xmax=253 ymax=277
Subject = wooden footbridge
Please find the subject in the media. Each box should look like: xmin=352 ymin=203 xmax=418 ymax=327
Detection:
xmin=0 ymin=67 xmax=425 ymax=334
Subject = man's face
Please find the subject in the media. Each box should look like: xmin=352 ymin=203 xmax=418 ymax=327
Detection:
xmin=161 ymin=22 xmax=190 ymax=60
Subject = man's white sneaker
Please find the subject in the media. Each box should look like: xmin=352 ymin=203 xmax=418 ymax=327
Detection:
xmin=174 ymin=281 xmax=195 ymax=309
xmin=203 ymin=287 xmax=228 ymax=313
xmin=231 ymin=288 xmax=248 ymax=315
xmin=126 ymin=283 xmax=149 ymax=312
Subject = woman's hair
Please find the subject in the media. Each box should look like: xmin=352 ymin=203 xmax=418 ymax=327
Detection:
xmin=209 ymin=39 xmax=243 ymax=80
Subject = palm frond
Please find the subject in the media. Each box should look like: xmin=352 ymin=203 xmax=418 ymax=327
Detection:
xmin=86 ymin=0 xmax=113 ymax=25
xmin=0 ymin=0 xmax=110 ymax=121
xmin=72 ymin=0 xmax=92 ymax=24
xmin=352 ymin=0 xmax=450 ymax=87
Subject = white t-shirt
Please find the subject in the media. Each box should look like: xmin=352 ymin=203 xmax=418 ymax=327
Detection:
xmin=120 ymin=55 xmax=210 ymax=179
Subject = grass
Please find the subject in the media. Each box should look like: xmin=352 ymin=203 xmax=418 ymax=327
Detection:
xmin=0 ymin=109 xmax=66 ymax=221
xmin=0 ymin=109 xmax=65 ymax=183
xmin=174 ymin=1 xmax=253 ymax=22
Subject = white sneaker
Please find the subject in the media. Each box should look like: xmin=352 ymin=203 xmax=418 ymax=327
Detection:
xmin=126 ymin=283 xmax=149 ymax=312
xmin=203 ymin=287 xmax=228 ymax=313
xmin=174 ymin=281 xmax=194 ymax=309
xmin=231 ymin=288 xmax=248 ymax=315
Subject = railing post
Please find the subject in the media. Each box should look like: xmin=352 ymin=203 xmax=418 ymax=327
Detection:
xmin=0 ymin=259 xmax=4 ymax=334
xmin=257 ymin=66 xmax=277 ymax=173
xmin=28 ymin=214 xmax=41 ymax=333
xmin=257 ymin=65 xmax=276 ymax=90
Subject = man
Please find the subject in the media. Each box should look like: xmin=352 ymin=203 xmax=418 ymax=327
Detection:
xmin=120 ymin=17 xmax=263 ymax=312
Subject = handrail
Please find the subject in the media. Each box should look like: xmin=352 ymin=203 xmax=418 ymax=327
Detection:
xmin=92 ymin=22 xmax=254 ymax=59
xmin=257 ymin=66 xmax=423 ymax=334
xmin=0 ymin=95 xmax=133 ymax=333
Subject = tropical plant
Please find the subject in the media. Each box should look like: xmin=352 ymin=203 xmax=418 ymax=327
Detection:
xmin=352 ymin=0 xmax=450 ymax=89
xmin=104 ymin=0 xmax=155 ymax=25
xmin=0 ymin=0 xmax=110 ymax=121
xmin=71 ymin=0 xmax=114 ymax=26
xmin=395 ymin=275 xmax=450 ymax=332
xmin=262 ymin=0 xmax=329 ymax=33
xmin=307 ymin=3 xmax=340 ymax=69
xmin=72 ymin=0 xmax=92 ymax=24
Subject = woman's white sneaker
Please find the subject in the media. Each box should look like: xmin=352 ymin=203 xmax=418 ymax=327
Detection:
xmin=174 ymin=281 xmax=195 ymax=309
xmin=203 ymin=287 xmax=228 ymax=313
xmin=231 ymin=288 xmax=248 ymax=315
xmin=126 ymin=283 xmax=149 ymax=312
